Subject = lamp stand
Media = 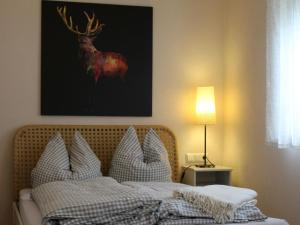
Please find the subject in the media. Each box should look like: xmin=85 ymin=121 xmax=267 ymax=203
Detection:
xmin=196 ymin=124 xmax=215 ymax=168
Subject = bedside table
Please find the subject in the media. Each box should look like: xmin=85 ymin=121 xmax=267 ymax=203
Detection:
xmin=182 ymin=166 xmax=232 ymax=186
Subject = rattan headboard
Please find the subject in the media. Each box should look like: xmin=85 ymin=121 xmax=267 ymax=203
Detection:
xmin=14 ymin=125 xmax=179 ymax=199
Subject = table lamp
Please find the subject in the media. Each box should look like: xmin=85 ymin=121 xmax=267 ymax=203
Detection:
xmin=196 ymin=86 xmax=216 ymax=168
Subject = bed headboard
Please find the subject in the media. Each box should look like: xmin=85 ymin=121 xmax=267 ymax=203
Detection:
xmin=13 ymin=125 xmax=179 ymax=199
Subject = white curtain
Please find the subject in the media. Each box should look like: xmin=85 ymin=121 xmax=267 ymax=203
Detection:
xmin=267 ymin=0 xmax=300 ymax=148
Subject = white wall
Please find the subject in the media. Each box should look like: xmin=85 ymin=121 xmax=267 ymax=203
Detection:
xmin=224 ymin=1 xmax=300 ymax=224
xmin=0 ymin=0 xmax=225 ymax=224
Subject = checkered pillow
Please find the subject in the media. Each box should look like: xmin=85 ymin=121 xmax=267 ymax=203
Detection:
xmin=70 ymin=131 xmax=102 ymax=180
xmin=31 ymin=132 xmax=72 ymax=188
xmin=109 ymin=127 xmax=172 ymax=182
xmin=31 ymin=131 xmax=102 ymax=188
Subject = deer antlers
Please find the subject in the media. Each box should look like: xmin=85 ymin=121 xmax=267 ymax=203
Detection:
xmin=57 ymin=6 xmax=105 ymax=36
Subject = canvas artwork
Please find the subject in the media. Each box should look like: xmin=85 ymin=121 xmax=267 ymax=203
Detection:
xmin=41 ymin=0 xmax=153 ymax=116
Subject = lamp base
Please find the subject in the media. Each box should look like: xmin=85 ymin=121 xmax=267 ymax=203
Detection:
xmin=195 ymin=154 xmax=215 ymax=168
xmin=195 ymin=164 xmax=215 ymax=168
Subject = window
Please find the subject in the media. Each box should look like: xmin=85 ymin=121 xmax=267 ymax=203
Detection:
xmin=266 ymin=0 xmax=300 ymax=148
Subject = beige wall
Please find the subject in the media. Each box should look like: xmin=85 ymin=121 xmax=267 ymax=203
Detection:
xmin=2 ymin=0 xmax=299 ymax=224
xmin=224 ymin=0 xmax=300 ymax=224
xmin=0 ymin=0 xmax=225 ymax=224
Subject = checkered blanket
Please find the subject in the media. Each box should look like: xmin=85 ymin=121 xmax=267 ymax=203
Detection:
xmin=31 ymin=177 xmax=160 ymax=225
xmin=32 ymin=178 xmax=267 ymax=225
xmin=123 ymin=182 xmax=267 ymax=225
xmin=158 ymin=198 xmax=267 ymax=225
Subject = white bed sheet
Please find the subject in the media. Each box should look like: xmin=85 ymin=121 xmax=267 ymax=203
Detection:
xmin=19 ymin=199 xmax=42 ymax=225
xmin=19 ymin=189 xmax=289 ymax=225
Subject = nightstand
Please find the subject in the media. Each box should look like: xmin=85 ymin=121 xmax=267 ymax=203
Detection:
xmin=182 ymin=166 xmax=232 ymax=186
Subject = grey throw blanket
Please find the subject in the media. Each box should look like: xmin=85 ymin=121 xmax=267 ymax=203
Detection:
xmin=32 ymin=177 xmax=160 ymax=225
xmin=174 ymin=185 xmax=259 ymax=223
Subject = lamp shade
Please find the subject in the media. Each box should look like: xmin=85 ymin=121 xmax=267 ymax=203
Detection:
xmin=196 ymin=86 xmax=216 ymax=125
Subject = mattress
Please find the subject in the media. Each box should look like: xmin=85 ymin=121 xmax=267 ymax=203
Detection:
xmin=19 ymin=189 xmax=42 ymax=225
xmin=18 ymin=189 xmax=289 ymax=225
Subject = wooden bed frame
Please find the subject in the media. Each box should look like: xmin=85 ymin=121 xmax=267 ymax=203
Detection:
xmin=12 ymin=125 xmax=289 ymax=225
xmin=13 ymin=124 xmax=179 ymax=200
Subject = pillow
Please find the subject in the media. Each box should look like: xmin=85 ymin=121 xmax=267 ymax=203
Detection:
xmin=143 ymin=128 xmax=170 ymax=163
xmin=70 ymin=131 xmax=102 ymax=179
xmin=31 ymin=131 xmax=102 ymax=188
xmin=109 ymin=126 xmax=172 ymax=182
xmin=31 ymin=132 xmax=72 ymax=188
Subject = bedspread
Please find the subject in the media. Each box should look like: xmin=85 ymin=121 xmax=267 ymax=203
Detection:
xmin=31 ymin=178 xmax=268 ymax=225
xmin=32 ymin=177 xmax=160 ymax=225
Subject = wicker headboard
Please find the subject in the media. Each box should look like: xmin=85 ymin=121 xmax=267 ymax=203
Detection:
xmin=14 ymin=125 xmax=179 ymax=199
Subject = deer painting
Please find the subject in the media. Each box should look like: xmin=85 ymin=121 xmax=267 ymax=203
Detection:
xmin=57 ymin=6 xmax=128 ymax=83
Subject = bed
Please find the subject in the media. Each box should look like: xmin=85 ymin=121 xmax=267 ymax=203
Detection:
xmin=13 ymin=124 xmax=289 ymax=225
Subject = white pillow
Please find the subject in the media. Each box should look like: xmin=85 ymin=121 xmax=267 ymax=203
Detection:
xmin=109 ymin=127 xmax=172 ymax=182
xmin=31 ymin=131 xmax=101 ymax=188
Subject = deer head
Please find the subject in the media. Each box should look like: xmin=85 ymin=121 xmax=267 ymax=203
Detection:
xmin=57 ymin=6 xmax=105 ymax=39
xmin=57 ymin=6 xmax=128 ymax=83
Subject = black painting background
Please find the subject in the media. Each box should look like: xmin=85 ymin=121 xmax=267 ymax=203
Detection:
xmin=41 ymin=1 xmax=153 ymax=116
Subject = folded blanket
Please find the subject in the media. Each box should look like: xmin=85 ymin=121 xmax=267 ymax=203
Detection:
xmin=174 ymin=185 xmax=258 ymax=223
xmin=32 ymin=177 xmax=160 ymax=225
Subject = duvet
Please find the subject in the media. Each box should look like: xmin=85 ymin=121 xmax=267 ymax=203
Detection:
xmin=32 ymin=177 xmax=160 ymax=225
xmin=32 ymin=177 xmax=267 ymax=225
